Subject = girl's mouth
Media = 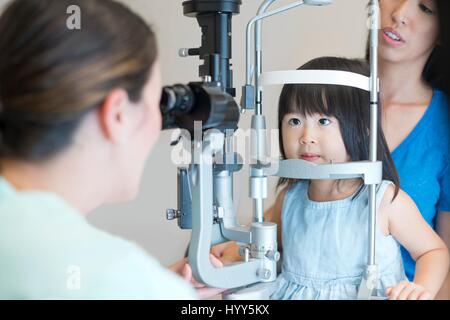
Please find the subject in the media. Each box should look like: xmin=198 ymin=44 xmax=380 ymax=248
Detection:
xmin=382 ymin=28 xmax=405 ymax=47
xmin=300 ymin=153 xmax=321 ymax=162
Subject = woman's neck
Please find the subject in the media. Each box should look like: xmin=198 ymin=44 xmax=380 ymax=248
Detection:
xmin=308 ymin=179 xmax=362 ymax=202
xmin=0 ymin=156 xmax=107 ymax=215
xmin=379 ymin=56 xmax=432 ymax=104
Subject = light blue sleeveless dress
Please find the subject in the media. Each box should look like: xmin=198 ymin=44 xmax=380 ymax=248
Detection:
xmin=270 ymin=180 xmax=407 ymax=300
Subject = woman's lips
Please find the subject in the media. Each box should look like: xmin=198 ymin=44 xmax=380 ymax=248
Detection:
xmin=382 ymin=27 xmax=405 ymax=47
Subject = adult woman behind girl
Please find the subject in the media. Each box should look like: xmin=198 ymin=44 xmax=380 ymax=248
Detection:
xmin=374 ymin=0 xmax=450 ymax=298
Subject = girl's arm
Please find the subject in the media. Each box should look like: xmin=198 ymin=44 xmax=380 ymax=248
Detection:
xmin=436 ymin=212 xmax=450 ymax=300
xmin=381 ymin=186 xmax=450 ymax=300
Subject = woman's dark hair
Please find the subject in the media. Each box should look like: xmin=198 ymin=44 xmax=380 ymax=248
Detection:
xmin=0 ymin=0 xmax=158 ymax=161
xmin=437 ymin=0 xmax=450 ymax=97
xmin=277 ymin=57 xmax=400 ymax=199
xmin=365 ymin=2 xmax=447 ymax=91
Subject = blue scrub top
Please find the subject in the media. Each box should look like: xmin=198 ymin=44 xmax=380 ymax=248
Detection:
xmin=391 ymin=89 xmax=450 ymax=281
xmin=0 ymin=177 xmax=197 ymax=299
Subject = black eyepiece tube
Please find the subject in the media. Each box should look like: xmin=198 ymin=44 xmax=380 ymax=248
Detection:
xmin=182 ymin=0 xmax=242 ymax=97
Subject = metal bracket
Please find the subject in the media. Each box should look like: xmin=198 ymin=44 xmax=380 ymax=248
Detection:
xmin=357 ymin=264 xmax=380 ymax=300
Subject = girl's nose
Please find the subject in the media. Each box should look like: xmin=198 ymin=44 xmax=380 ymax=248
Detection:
xmin=391 ymin=0 xmax=410 ymax=26
xmin=300 ymin=129 xmax=317 ymax=145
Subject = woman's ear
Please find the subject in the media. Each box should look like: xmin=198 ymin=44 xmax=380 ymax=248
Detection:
xmin=98 ymin=88 xmax=131 ymax=144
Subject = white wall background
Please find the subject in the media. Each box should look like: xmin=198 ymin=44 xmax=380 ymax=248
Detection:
xmin=0 ymin=0 xmax=368 ymax=266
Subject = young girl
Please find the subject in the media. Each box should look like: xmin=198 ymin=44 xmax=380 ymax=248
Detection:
xmin=264 ymin=56 xmax=449 ymax=300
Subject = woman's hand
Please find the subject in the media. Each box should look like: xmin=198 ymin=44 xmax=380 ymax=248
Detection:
xmin=169 ymin=241 xmax=243 ymax=299
xmin=169 ymin=254 xmax=227 ymax=299
xmin=386 ymin=281 xmax=432 ymax=300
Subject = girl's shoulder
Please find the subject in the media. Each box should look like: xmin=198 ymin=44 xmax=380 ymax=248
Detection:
xmin=378 ymin=181 xmax=415 ymax=211
xmin=378 ymin=181 xmax=419 ymax=235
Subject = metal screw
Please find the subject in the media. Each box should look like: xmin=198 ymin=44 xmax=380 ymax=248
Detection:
xmin=166 ymin=209 xmax=181 ymax=220
xmin=265 ymin=250 xmax=280 ymax=262
xmin=202 ymin=75 xmax=212 ymax=83
xmin=256 ymin=268 xmax=271 ymax=280
xmin=239 ymin=246 xmax=250 ymax=262
xmin=179 ymin=48 xmax=189 ymax=57
xmin=217 ymin=207 xmax=225 ymax=219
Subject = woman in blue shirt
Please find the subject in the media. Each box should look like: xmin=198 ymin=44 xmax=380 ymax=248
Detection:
xmin=375 ymin=0 xmax=450 ymax=298
xmin=0 ymin=0 xmax=211 ymax=299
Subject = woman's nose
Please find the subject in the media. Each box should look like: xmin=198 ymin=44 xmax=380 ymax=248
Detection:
xmin=391 ymin=0 xmax=410 ymax=26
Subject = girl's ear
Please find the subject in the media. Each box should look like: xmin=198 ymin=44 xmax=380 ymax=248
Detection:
xmin=98 ymin=88 xmax=130 ymax=144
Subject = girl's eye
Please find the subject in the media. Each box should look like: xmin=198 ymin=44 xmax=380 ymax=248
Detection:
xmin=419 ymin=3 xmax=434 ymax=15
xmin=318 ymin=118 xmax=331 ymax=126
xmin=288 ymin=118 xmax=302 ymax=126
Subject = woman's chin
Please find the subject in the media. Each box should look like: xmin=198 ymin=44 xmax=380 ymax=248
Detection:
xmin=378 ymin=47 xmax=408 ymax=64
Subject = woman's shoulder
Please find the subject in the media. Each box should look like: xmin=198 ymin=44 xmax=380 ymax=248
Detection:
xmin=0 ymin=187 xmax=196 ymax=299
xmin=93 ymin=242 xmax=197 ymax=299
xmin=431 ymin=90 xmax=450 ymax=129
xmin=422 ymin=89 xmax=450 ymax=152
xmin=433 ymin=89 xmax=450 ymax=107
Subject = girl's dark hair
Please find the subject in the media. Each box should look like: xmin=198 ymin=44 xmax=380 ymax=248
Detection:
xmin=0 ymin=0 xmax=158 ymax=161
xmin=277 ymin=57 xmax=400 ymax=199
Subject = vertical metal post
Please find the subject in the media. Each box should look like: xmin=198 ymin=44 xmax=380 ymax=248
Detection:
xmin=368 ymin=0 xmax=380 ymax=268
xmin=255 ymin=0 xmax=275 ymax=115
xmin=357 ymin=0 xmax=381 ymax=300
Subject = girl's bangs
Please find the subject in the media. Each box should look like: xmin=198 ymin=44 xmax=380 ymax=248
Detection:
xmin=284 ymin=84 xmax=336 ymax=118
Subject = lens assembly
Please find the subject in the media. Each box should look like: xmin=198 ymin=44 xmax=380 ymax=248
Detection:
xmin=160 ymin=84 xmax=195 ymax=116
